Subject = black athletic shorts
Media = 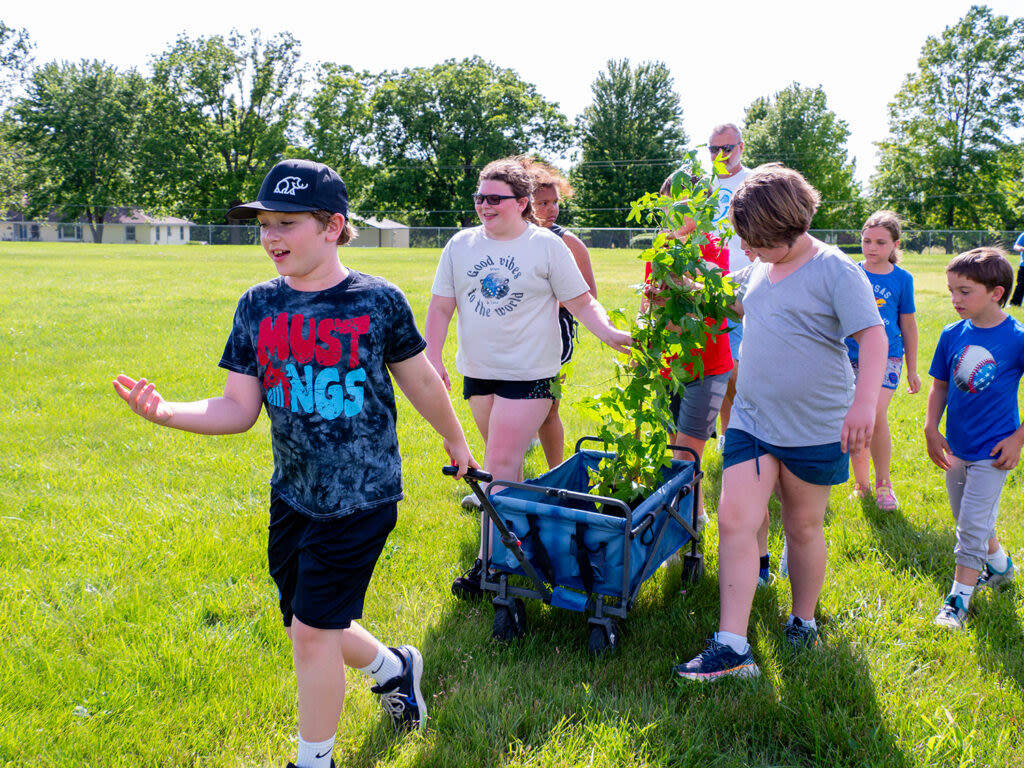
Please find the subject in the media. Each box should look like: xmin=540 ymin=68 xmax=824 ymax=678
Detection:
xmin=462 ymin=375 xmax=557 ymax=401
xmin=559 ymin=306 xmax=578 ymax=365
xmin=267 ymin=493 xmax=397 ymax=630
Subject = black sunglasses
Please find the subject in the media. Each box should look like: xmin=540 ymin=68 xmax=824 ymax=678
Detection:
xmin=473 ymin=193 xmax=519 ymax=205
xmin=709 ymin=144 xmax=737 ymax=155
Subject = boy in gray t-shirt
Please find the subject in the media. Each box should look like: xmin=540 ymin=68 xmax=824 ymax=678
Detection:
xmin=674 ymin=164 xmax=885 ymax=683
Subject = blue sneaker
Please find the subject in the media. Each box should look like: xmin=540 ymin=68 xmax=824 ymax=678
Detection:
xmin=934 ymin=595 xmax=968 ymax=630
xmin=976 ymin=556 xmax=1017 ymax=590
xmin=784 ymin=616 xmax=819 ymax=649
xmin=673 ymin=637 xmax=760 ymax=681
xmin=370 ymin=645 xmax=426 ymax=731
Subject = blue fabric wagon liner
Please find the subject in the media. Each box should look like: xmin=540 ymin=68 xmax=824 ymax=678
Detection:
xmin=449 ymin=438 xmax=705 ymax=653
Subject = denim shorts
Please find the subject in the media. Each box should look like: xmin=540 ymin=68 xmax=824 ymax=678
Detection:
xmin=722 ymin=428 xmax=849 ymax=486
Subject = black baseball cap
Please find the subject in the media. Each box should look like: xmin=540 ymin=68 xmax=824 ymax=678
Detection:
xmin=227 ymin=159 xmax=348 ymax=220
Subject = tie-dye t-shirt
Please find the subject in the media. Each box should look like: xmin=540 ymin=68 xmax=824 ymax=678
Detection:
xmin=219 ymin=271 xmax=426 ymax=519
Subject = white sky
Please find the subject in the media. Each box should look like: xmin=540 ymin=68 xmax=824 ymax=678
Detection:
xmin=7 ymin=1 xmax=1020 ymax=185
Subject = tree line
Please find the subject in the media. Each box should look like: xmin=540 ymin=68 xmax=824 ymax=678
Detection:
xmin=1 ymin=4 xmax=1021 ymax=244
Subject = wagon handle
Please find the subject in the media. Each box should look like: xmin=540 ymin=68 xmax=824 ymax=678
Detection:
xmin=442 ymin=466 xmax=493 ymax=483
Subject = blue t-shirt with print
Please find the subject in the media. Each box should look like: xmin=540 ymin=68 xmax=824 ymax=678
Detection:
xmin=928 ymin=315 xmax=1024 ymax=461
xmin=846 ymin=263 xmax=915 ymax=360
xmin=1016 ymin=232 xmax=1024 ymax=266
xmin=219 ymin=271 xmax=426 ymax=519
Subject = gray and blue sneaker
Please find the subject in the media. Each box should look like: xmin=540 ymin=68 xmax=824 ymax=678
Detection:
xmin=934 ymin=595 xmax=968 ymax=630
xmin=370 ymin=645 xmax=426 ymax=732
xmin=784 ymin=616 xmax=819 ymax=649
xmin=976 ymin=556 xmax=1017 ymax=590
xmin=673 ymin=637 xmax=760 ymax=681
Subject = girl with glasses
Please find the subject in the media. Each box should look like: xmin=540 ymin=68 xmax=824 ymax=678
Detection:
xmin=425 ymin=157 xmax=631 ymax=598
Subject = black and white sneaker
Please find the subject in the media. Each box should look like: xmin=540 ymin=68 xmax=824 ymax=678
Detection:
xmin=451 ymin=558 xmax=485 ymax=600
xmin=370 ymin=645 xmax=426 ymax=732
xmin=783 ymin=616 xmax=819 ymax=650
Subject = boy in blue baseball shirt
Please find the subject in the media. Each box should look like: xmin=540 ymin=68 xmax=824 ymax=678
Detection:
xmin=925 ymin=247 xmax=1022 ymax=630
xmin=114 ymin=159 xmax=478 ymax=768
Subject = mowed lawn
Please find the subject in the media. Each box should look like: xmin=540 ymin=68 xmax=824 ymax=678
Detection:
xmin=1 ymin=241 xmax=1022 ymax=768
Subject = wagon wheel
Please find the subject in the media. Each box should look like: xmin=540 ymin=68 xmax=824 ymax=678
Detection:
xmin=492 ymin=598 xmax=526 ymax=641
xmin=587 ymin=620 xmax=619 ymax=656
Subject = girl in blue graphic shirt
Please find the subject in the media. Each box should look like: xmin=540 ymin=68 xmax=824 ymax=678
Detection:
xmin=845 ymin=211 xmax=920 ymax=511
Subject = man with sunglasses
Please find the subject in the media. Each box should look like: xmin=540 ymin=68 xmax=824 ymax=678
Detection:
xmin=708 ymin=124 xmax=750 ymax=441
xmin=707 ymin=123 xmax=775 ymax=585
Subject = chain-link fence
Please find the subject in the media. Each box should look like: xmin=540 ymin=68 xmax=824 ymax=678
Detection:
xmin=4 ymin=221 xmax=1021 ymax=254
xmin=187 ymin=223 xmax=260 ymax=246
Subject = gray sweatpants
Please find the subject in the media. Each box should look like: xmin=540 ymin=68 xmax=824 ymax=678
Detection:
xmin=945 ymin=457 xmax=1007 ymax=571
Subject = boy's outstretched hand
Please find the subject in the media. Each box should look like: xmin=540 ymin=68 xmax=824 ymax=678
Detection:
xmin=113 ymin=375 xmax=173 ymax=424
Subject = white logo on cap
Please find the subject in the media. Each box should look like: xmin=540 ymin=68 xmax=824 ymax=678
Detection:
xmin=273 ymin=176 xmax=309 ymax=196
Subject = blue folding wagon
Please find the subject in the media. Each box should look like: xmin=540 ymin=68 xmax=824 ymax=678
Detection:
xmin=444 ymin=437 xmax=704 ymax=654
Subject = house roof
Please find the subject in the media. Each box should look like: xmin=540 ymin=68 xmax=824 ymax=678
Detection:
xmin=3 ymin=207 xmax=193 ymax=225
xmin=350 ymin=214 xmax=408 ymax=230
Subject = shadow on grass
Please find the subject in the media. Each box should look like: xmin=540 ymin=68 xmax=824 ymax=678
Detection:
xmin=973 ymin=582 xmax=1024 ymax=694
xmin=344 ymin=551 xmax=912 ymax=768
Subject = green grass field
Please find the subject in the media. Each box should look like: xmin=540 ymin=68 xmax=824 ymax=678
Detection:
xmin=1 ymin=241 xmax=1022 ymax=768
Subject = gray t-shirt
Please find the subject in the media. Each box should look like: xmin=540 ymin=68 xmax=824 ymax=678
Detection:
xmin=730 ymin=245 xmax=881 ymax=447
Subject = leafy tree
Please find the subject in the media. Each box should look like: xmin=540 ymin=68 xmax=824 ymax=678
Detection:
xmin=138 ymin=30 xmax=303 ymax=223
xmin=742 ymin=83 xmax=863 ymax=229
xmin=10 ymin=60 xmax=146 ymax=242
xmin=363 ymin=56 xmax=571 ymax=226
xmin=571 ymin=59 xmax=686 ymax=228
xmin=298 ymin=63 xmax=376 ymax=195
xmin=0 ymin=21 xmax=34 ymax=109
xmin=872 ymin=5 xmax=1024 ymax=250
xmin=0 ymin=22 xmax=34 ymax=213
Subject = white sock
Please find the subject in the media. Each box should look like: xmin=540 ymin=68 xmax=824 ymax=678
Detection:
xmin=357 ymin=643 xmax=403 ymax=685
xmin=715 ymin=630 xmax=749 ymax=655
xmin=296 ymin=733 xmax=335 ymax=768
xmin=987 ymin=547 xmax=1009 ymax=573
xmin=788 ymin=614 xmax=817 ymax=630
xmin=949 ymin=580 xmax=975 ymax=610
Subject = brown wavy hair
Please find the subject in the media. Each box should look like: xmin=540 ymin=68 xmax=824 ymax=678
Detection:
xmin=479 ymin=157 xmax=536 ymax=222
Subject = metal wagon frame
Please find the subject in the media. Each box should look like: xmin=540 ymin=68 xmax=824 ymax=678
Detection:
xmin=445 ymin=436 xmax=705 ymax=654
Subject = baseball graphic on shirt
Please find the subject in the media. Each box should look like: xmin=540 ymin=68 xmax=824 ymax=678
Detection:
xmin=952 ymin=344 xmax=996 ymax=393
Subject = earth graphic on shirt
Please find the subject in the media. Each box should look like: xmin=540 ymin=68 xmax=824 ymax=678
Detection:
xmin=952 ymin=344 xmax=997 ymax=393
xmin=480 ymin=271 xmax=510 ymax=299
